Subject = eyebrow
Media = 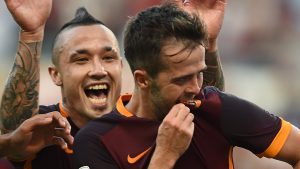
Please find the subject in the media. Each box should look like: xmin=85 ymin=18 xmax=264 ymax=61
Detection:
xmin=72 ymin=46 xmax=117 ymax=56
xmin=171 ymin=66 xmax=208 ymax=82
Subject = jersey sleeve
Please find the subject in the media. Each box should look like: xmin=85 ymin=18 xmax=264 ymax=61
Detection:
xmin=201 ymin=86 xmax=292 ymax=158
xmin=73 ymin=122 xmax=120 ymax=169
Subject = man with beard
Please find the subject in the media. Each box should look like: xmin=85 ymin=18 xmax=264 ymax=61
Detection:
xmin=73 ymin=2 xmax=300 ymax=169
xmin=1 ymin=0 xmax=225 ymax=168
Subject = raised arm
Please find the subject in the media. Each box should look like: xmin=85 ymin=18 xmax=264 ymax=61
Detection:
xmin=0 ymin=0 xmax=52 ymax=132
xmin=171 ymin=0 xmax=227 ymax=91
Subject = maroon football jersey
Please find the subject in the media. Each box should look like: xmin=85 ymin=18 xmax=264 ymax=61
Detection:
xmin=74 ymin=86 xmax=291 ymax=169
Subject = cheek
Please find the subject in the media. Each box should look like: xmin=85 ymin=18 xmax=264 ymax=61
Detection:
xmin=61 ymin=69 xmax=85 ymax=94
xmin=106 ymin=64 xmax=123 ymax=82
xmin=161 ymin=85 xmax=183 ymax=102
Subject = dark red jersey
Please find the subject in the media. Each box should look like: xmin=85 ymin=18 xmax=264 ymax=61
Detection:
xmin=10 ymin=103 xmax=79 ymax=169
xmin=73 ymin=86 xmax=291 ymax=169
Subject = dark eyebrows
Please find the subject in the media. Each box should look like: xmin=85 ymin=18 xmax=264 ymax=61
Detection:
xmin=104 ymin=46 xmax=118 ymax=54
xmin=104 ymin=46 xmax=112 ymax=51
xmin=76 ymin=49 xmax=90 ymax=55
xmin=69 ymin=49 xmax=90 ymax=61
xmin=171 ymin=67 xmax=207 ymax=83
xmin=71 ymin=46 xmax=117 ymax=56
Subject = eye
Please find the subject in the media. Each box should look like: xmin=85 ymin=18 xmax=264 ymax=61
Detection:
xmin=74 ymin=57 xmax=89 ymax=64
xmin=173 ymin=76 xmax=191 ymax=86
xmin=102 ymin=55 xmax=117 ymax=62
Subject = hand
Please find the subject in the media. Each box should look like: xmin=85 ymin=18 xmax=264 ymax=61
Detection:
xmin=7 ymin=112 xmax=73 ymax=161
xmin=150 ymin=104 xmax=194 ymax=168
xmin=165 ymin=0 xmax=227 ymax=52
xmin=5 ymin=0 xmax=52 ymax=33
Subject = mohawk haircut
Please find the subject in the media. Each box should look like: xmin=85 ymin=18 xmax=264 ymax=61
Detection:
xmin=52 ymin=7 xmax=105 ymax=66
xmin=59 ymin=7 xmax=105 ymax=32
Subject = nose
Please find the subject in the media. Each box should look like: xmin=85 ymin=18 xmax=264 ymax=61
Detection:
xmin=185 ymin=76 xmax=201 ymax=96
xmin=88 ymin=60 xmax=108 ymax=79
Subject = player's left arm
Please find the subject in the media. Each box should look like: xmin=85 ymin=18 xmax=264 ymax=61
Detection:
xmin=274 ymin=125 xmax=300 ymax=168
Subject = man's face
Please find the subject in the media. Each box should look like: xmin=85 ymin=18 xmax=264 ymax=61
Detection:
xmin=149 ymin=39 xmax=206 ymax=120
xmin=52 ymin=25 xmax=122 ymax=123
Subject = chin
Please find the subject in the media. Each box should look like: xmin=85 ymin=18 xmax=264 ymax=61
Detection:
xmin=94 ymin=109 xmax=110 ymax=118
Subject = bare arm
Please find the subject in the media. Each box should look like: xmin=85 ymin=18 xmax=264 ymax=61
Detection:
xmin=203 ymin=51 xmax=224 ymax=91
xmin=0 ymin=35 xmax=42 ymax=133
xmin=0 ymin=0 xmax=52 ymax=133
xmin=275 ymin=125 xmax=300 ymax=168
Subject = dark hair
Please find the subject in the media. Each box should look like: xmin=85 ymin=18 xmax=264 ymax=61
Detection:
xmin=52 ymin=7 xmax=105 ymax=66
xmin=124 ymin=3 xmax=208 ymax=78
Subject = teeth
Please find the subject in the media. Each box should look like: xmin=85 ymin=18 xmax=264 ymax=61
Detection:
xmin=88 ymin=84 xmax=107 ymax=90
xmin=89 ymin=97 xmax=107 ymax=104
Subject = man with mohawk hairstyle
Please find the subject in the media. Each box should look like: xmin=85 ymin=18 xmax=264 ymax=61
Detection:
xmin=1 ymin=0 xmax=225 ymax=168
xmin=1 ymin=0 xmax=123 ymax=168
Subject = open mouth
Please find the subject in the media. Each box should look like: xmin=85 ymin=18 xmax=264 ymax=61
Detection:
xmin=84 ymin=84 xmax=109 ymax=105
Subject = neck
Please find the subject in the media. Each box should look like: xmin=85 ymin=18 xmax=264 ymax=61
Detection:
xmin=61 ymin=103 xmax=89 ymax=128
xmin=125 ymin=89 xmax=157 ymax=120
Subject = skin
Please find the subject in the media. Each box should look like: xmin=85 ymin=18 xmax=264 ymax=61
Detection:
xmin=127 ymin=39 xmax=206 ymax=169
xmin=1 ymin=0 xmax=225 ymax=164
xmin=0 ymin=0 xmax=224 ymax=132
xmin=0 ymin=0 xmax=52 ymax=132
xmin=1 ymin=0 xmax=122 ymax=161
xmin=0 ymin=112 xmax=73 ymax=160
xmin=49 ymin=25 xmax=123 ymax=128
xmin=140 ymin=39 xmax=206 ymax=120
xmin=171 ymin=0 xmax=226 ymax=90
xmin=127 ymin=1 xmax=300 ymax=169
xmin=144 ymin=1 xmax=225 ymax=168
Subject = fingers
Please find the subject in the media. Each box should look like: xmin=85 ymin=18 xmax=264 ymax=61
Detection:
xmin=156 ymin=104 xmax=194 ymax=157
xmin=165 ymin=103 xmax=191 ymax=123
xmin=174 ymin=104 xmax=191 ymax=121
xmin=54 ymin=128 xmax=74 ymax=145
xmin=20 ymin=113 xmax=55 ymax=132
xmin=52 ymin=136 xmax=67 ymax=150
xmin=162 ymin=103 xmax=194 ymax=137
xmin=52 ymin=136 xmax=74 ymax=154
xmin=181 ymin=113 xmax=194 ymax=134
xmin=49 ymin=111 xmax=73 ymax=145
xmin=172 ymin=104 xmax=194 ymax=137
xmin=22 ymin=112 xmax=73 ymax=145
xmin=51 ymin=111 xmax=71 ymax=134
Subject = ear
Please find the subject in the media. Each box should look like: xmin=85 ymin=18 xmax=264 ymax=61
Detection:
xmin=133 ymin=70 xmax=150 ymax=89
xmin=48 ymin=66 xmax=62 ymax=86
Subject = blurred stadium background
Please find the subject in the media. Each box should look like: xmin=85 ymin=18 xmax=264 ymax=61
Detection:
xmin=1 ymin=0 xmax=300 ymax=168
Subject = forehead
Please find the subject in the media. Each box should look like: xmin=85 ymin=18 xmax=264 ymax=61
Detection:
xmin=57 ymin=24 xmax=119 ymax=53
xmin=160 ymin=39 xmax=206 ymax=74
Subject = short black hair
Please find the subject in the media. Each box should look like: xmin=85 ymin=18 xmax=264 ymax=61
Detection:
xmin=124 ymin=3 xmax=208 ymax=78
xmin=52 ymin=7 xmax=105 ymax=66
